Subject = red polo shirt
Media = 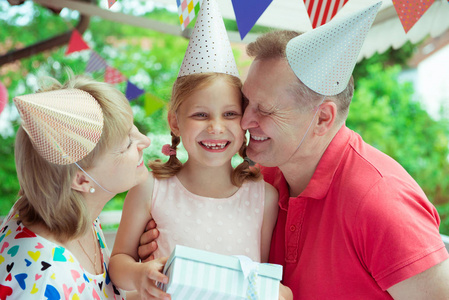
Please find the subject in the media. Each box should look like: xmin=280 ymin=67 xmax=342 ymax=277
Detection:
xmin=263 ymin=126 xmax=448 ymax=299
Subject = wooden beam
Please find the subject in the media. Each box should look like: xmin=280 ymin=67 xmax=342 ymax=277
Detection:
xmin=33 ymin=0 xmax=184 ymax=36
xmin=32 ymin=0 xmax=258 ymax=43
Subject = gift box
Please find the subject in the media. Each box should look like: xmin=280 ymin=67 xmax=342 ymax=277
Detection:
xmin=159 ymin=245 xmax=283 ymax=299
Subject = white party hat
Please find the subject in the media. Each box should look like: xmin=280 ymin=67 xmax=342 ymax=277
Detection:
xmin=14 ymin=89 xmax=103 ymax=165
xmin=178 ymin=0 xmax=239 ymax=78
xmin=286 ymin=1 xmax=381 ymax=96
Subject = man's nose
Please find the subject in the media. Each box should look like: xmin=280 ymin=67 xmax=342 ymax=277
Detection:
xmin=241 ymin=106 xmax=258 ymax=130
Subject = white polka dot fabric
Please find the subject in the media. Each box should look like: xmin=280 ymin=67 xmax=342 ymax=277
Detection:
xmin=13 ymin=89 xmax=103 ymax=165
xmin=286 ymin=1 xmax=381 ymax=96
xmin=151 ymin=176 xmax=264 ymax=262
xmin=178 ymin=0 xmax=239 ymax=78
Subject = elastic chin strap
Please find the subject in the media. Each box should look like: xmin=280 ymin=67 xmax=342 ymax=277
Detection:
xmin=289 ymin=95 xmax=327 ymax=159
xmin=74 ymin=162 xmax=114 ymax=194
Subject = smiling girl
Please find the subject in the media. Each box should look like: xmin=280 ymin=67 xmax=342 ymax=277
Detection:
xmin=109 ymin=69 xmax=279 ymax=298
xmin=108 ymin=2 xmax=279 ymax=298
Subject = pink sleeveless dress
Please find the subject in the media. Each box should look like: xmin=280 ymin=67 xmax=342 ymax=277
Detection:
xmin=151 ymin=176 xmax=265 ymax=262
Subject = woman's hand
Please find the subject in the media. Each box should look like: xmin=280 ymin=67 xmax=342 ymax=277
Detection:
xmin=279 ymin=282 xmax=293 ymax=300
xmin=136 ymin=256 xmax=171 ymax=300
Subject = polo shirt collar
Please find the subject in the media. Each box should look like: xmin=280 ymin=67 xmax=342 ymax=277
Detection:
xmin=300 ymin=125 xmax=352 ymax=200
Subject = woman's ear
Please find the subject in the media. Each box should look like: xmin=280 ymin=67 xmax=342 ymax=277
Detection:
xmin=168 ymin=112 xmax=180 ymax=136
xmin=71 ymin=171 xmax=91 ymax=193
xmin=315 ymin=101 xmax=337 ymax=136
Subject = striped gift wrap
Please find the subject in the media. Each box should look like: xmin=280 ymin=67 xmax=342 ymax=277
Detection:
xmin=159 ymin=245 xmax=283 ymax=299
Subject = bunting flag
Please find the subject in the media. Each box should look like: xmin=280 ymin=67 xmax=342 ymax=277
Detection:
xmin=392 ymin=0 xmax=435 ymax=33
xmin=65 ymin=29 xmax=90 ymax=55
xmin=144 ymin=93 xmax=166 ymax=116
xmin=108 ymin=0 xmax=117 ymax=8
xmin=86 ymin=51 xmax=108 ymax=73
xmin=303 ymin=0 xmax=349 ymax=29
xmin=104 ymin=66 xmax=126 ymax=84
xmin=177 ymin=0 xmax=201 ymax=30
xmin=125 ymin=81 xmax=145 ymax=101
xmin=231 ymin=0 xmax=273 ymax=40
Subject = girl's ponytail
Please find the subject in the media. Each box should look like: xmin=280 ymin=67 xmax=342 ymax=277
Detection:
xmin=148 ymin=132 xmax=183 ymax=178
xmin=231 ymin=136 xmax=261 ymax=187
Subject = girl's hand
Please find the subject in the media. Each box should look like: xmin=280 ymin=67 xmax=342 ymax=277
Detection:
xmin=137 ymin=256 xmax=171 ymax=300
xmin=279 ymin=282 xmax=293 ymax=300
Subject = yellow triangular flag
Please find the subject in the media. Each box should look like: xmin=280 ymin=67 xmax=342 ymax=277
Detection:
xmin=144 ymin=93 xmax=166 ymax=116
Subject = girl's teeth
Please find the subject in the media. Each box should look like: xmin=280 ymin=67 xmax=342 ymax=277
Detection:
xmin=202 ymin=142 xmax=227 ymax=149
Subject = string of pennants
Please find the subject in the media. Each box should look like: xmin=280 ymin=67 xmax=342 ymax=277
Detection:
xmin=106 ymin=0 xmax=447 ymax=39
xmin=176 ymin=0 xmax=447 ymax=39
xmin=65 ymin=29 xmax=165 ymax=116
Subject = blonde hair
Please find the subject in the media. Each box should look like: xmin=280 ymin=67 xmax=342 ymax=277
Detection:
xmin=149 ymin=73 xmax=261 ymax=186
xmin=14 ymin=75 xmax=133 ymax=242
xmin=247 ymin=30 xmax=354 ymax=123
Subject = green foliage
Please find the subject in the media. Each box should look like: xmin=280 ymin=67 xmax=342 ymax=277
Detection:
xmin=0 ymin=133 xmax=19 ymax=214
xmin=436 ymin=202 xmax=449 ymax=236
xmin=353 ymin=41 xmax=419 ymax=79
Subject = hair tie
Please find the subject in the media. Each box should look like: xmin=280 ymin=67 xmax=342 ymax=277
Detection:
xmin=244 ymin=157 xmax=256 ymax=167
xmin=162 ymin=144 xmax=176 ymax=156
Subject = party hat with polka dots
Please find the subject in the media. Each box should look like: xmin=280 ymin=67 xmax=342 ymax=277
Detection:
xmin=286 ymin=1 xmax=381 ymax=96
xmin=13 ymin=89 xmax=103 ymax=165
xmin=178 ymin=0 xmax=239 ymax=78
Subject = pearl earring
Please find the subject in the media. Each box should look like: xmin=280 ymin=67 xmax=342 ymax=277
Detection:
xmin=89 ymin=187 xmax=95 ymax=193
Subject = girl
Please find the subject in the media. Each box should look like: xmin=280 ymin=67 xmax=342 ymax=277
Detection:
xmin=110 ymin=71 xmax=279 ymax=299
xmin=109 ymin=0 xmax=279 ymax=299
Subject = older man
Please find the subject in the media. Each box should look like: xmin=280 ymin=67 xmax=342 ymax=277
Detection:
xmin=240 ymin=29 xmax=449 ymax=299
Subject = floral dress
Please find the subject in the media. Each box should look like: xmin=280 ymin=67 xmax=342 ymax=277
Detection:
xmin=0 ymin=211 xmax=125 ymax=299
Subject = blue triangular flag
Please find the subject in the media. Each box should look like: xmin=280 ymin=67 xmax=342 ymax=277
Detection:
xmin=231 ymin=0 xmax=273 ymax=40
xmin=125 ymin=81 xmax=145 ymax=101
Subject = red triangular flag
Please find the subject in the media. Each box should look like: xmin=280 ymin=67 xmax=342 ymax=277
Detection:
xmin=392 ymin=0 xmax=435 ymax=33
xmin=108 ymin=0 xmax=117 ymax=8
xmin=65 ymin=29 xmax=90 ymax=55
xmin=104 ymin=66 xmax=126 ymax=84
xmin=303 ymin=0 xmax=350 ymax=29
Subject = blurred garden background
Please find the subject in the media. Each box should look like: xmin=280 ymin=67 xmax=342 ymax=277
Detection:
xmin=1 ymin=1 xmax=449 ymax=233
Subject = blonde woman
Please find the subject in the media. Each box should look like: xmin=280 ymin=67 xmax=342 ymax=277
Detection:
xmin=0 ymin=75 xmax=169 ymax=299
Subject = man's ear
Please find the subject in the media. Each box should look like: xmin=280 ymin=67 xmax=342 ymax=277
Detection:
xmin=168 ymin=112 xmax=180 ymax=136
xmin=71 ymin=170 xmax=91 ymax=193
xmin=315 ymin=101 xmax=337 ymax=136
